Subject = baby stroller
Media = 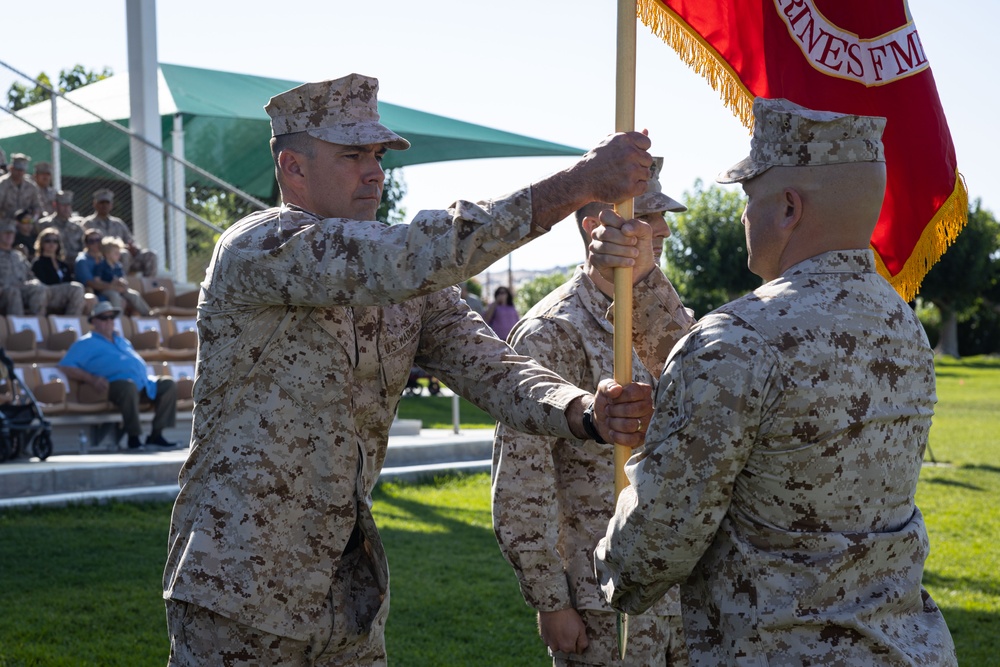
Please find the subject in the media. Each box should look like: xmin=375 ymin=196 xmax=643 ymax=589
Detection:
xmin=403 ymin=366 xmax=441 ymax=397
xmin=0 ymin=348 xmax=53 ymax=462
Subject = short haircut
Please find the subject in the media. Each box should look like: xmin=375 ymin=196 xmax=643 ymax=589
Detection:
xmin=574 ymin=201 xmax=613 ymax=246
xmin=270 ymin=131 xmax=317 ymax=166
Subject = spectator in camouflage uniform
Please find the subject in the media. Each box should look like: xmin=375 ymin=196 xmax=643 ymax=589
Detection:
xmin=29 ymin=161 xmax=56 ymax=217
xmin=595 ymin=97 xmax=957 ymax=665
xmin=0 ymin=219 xmax=47 ymax=315
xmin=493 ymin=159 xmax=695 ymax=666
xmin=163 ymin=73 xmax=656 ymax=666
xmin=38 ymin=190 xmax=86 ymax=262
xmin=80 ymin=188 xmax=158 ymax=276
xmin=0 ymin=153 xmax=43 ymax=225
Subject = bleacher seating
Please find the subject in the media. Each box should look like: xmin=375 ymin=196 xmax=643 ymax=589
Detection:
xmin=128 ymin=276 xmax=198 ymax=316
xmin=4 ymin=315 xmax=74 ymax=363
xmin=1 ymin=313 xmax=200 ymax=436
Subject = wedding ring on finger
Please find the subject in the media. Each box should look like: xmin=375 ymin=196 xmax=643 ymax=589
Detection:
xmin=635 ymin=418 xmax=642 ymax=433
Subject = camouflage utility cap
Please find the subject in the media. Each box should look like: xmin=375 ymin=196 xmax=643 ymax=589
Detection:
xmin=635 ymin=157 xmax=685 ymax=216
xmin=265 ymin=74 xmax=410 ymax=150
xmin=0 ymin=220 xmax=15 ymax=233
xmin=34 ymin=161 xmax=52 ymax=173
xmin=55 ymin=190 xmax=74 ymax=205
xmin=93 ymin=188 xmax=114 ymax=203
xmin=9 ymin=153 xmax=29 ymax=170
xmin=718 ymin=97 xmax=886 ymax=184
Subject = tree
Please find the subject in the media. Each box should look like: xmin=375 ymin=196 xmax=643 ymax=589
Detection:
xmin=7 ymin=65 xmax=113 ymax=110
xmin=514 ymin=270 xmax=571 ymax=315
xmin=377 ymin=168 xmax=407 ymax=224
xmin=662 ymin=179 xmax=759 ymax=317
xmin=917 ymin=199 xmax=1000 ymax=357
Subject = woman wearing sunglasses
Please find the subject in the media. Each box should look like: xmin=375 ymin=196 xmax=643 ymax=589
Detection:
xmin=31 ymin=227 xmax=86 ymax=315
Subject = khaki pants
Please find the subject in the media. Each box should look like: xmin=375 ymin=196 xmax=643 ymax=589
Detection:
xmin=44 ymin=282 xmax=86 ymax=315
xmin=98 ymin=288 xmax=150 ymax=316
xmin=0 ymin=281 xmax=47 ymax=315
xmin=107 ymin=377 xmax=176 ymax=437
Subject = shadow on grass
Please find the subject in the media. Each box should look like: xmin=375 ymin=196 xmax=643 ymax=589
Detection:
xmin=923 ymin=571 xmax=1000 ymax=598
xmin=923 ymin=477 xmax=983 ymax=491
xmin=937 ymin=606 xmax=1000 ymax=667
xmin=373 ymin=488 xmax=547 ymax=667
xmin=959 ymin=464 xmax=1000 ymax=474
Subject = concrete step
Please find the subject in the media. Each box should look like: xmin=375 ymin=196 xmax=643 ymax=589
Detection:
xmin=0 ymin=428 xmax=494 ymax=509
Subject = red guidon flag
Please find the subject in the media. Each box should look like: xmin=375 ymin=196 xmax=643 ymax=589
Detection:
xmin=638 ymin=0 xmax=967 ymax=300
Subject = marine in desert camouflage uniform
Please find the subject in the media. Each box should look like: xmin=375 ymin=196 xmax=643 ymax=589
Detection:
xmin=29 ymin=161 xmax=56 ymax=218
xmin=0 ymin=154 xmax=43 ymax=224
xmin=594 ymin=98 xmax=957 ymax=665
xmin=163 ymin=73 xmax=656 ymax=667
xmin=0 ymin=219 xmax=47 ymax=315
xmin=493 ymin=160 xmax=695 ymax=666
xmin=80 ymin=188 xmax=158 ymax=277
xmin=37 ymin=190 xmax=86 ymax=262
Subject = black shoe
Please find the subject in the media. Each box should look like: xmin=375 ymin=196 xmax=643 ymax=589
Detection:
xmin=145 ymin=433 xmax=178 ymax=449
xmin=127 ymin=435 xmax=144 ymax=450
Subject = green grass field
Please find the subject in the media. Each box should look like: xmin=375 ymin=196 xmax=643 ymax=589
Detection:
xmin=0 ymin=357 xmax=996 ymax=665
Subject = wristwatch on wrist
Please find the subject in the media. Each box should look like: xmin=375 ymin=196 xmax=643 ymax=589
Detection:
xmin=581 ymin=402 xmax=608 ymax=444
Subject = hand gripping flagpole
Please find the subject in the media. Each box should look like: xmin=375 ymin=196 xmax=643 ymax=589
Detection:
xmin=613 ymin=0 xmax=637 ymax=659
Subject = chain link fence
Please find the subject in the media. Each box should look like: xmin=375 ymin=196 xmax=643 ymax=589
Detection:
xmin=0 ymin=60 xmax=270 ymax=286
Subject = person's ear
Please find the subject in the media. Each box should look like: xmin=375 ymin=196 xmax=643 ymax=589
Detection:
xmin=278 ymin=149 xmax=306 ymax=183
xmin=781 ymin=188 xmax=804 ymax=231
xmin=581 ymin=215 xmax=601 ymax=239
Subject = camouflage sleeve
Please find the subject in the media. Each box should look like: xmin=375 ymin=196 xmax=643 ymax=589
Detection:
xmin=629 ymin=269 xmax=695 ymax=377
xmin=111 ymin=218 xmax=134 ymax=245
xmin=492 ymin=316 xmax=590 ymax=611
xmin=595 ymin=313 xmax=780 ymax=614
xmin=214 ymin=189 xmax=547 ymax=308
xmin=415 ymin=287 xmax=589 ymax=441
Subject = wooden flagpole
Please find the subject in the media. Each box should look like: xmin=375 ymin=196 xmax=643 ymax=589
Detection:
xmin=613 ymin=0 xmax=637 ymax=658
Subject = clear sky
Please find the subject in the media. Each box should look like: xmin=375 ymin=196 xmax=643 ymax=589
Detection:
xmin=3 ymin=0 xmax=995 ymax=275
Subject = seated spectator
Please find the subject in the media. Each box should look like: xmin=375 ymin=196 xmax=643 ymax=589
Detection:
xmin=13 ymin=208 xmax=38 ymax=259
xmin=80 ymin=189 xmax=157 ymax=277
xmin=31 ymin=227 xmax=86 ymax=315
xmin=98 ymin=237 xmax=151 ymax=316
xmin=75 ymin=229 xmax=149 ymax=316
xmin=38 ymin=190 xmax=85 ymax=262
xmin=0 ymin=220 xmax=47 ymax=315
xmin=58 ymin=301 xmax=179 ymax=450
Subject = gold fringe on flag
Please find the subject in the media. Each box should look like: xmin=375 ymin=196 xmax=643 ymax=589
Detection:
xmin=874 ymin=171 xmax=969 ymax=303
xmin=637 ymin=0 xmax=755 ymax=129
xmin=636 ymin=0 xmax=969 ymax=303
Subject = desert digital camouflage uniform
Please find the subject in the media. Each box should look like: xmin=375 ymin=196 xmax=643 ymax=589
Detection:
xmin=37 ymin=211 xmax=86 ymax=263
xmin=596 ymin=249 xmax=957 ymax=666
xmin=0 ymin=175 xmax=43 ymax=223
xmin=35 ymin=184 xmax=56 ymax=218
xmin=493 ymin=266 xmax=694 ymax=666
xmin=80 ymin=211 xmax=158 ymax=276
xmin=164 ymin=191 xmax=594 ymax=665
xmin=0 ymin=245 xmax=47 ymax=315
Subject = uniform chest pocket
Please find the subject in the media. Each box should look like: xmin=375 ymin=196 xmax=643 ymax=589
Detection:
xmin=253 ymin=310 xmax=354 ymax=410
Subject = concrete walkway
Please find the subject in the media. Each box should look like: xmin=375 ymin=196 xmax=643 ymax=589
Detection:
xmin=0 ymin=422 xmax=494 ymax=509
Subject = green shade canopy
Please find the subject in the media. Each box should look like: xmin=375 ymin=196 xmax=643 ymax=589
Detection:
xmin=0 ymin=63 xmax=583 ymax=200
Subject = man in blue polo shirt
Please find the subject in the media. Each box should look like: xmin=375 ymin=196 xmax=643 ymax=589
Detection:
xmin=58 ymin=301 xmax=179 ymax=449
